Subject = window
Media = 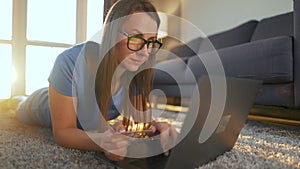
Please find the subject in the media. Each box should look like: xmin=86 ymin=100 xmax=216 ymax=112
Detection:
xmin=0 ymin=0 xmax=12 ymax=40
xmin=87 ymin=0 xmax=104 ymax=40
xmin=0 ymin=0 xmax=103 ymax=99
xmin=27 ymin=0 xmax=76 ymax=44
xmin=0 ymin=0 xmax=13 ymax=99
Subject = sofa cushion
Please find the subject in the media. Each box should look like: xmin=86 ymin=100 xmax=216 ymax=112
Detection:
xmin=187 ymin=36 xmax=293 ymax=84
xmin=209 ymin=20 xmax=258 ymax=49
xmin=251 ymin=12 xmax=293 ymax=41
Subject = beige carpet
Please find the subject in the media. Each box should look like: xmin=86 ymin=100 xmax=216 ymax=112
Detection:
xmin=0 ymin=109 xmax=299 ymax=169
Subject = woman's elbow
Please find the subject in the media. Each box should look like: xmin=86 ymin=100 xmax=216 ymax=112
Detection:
xmin=52 ymin=130 xmax=68 ymax=148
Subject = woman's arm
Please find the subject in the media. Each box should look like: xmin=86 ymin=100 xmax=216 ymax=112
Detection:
xmin=48 ymin=85 xmax=129 ymax=161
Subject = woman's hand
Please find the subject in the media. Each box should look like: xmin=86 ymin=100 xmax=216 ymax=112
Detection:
xmin=150 ymin=121 xmax=179 ymax=156
xmin=112 ymin=121 xmax=126 ymax=132
xmin=98 ymin=129 xmax=129 ymax=161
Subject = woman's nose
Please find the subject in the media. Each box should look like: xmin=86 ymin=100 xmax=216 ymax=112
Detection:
xmin=137 ymin=45 xmax=149 ymax=57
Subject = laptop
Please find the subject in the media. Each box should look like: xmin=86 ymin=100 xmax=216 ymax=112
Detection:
xmin=116 ymin=76 xmax=262 ymax=169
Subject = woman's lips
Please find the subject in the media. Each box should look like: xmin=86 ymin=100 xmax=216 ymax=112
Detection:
xmin=130 ymin=58 xmax=143 ymax=65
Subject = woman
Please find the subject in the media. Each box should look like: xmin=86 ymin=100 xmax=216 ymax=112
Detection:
xmin=13 ymin=0 xmax=177 ymax=161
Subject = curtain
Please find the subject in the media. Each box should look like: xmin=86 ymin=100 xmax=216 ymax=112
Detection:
xmin=103 ymin=0 xmax=118 ymax=22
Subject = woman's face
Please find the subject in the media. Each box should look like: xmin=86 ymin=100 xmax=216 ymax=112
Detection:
xmin=115 ymin=12 xmax=158 ymax=72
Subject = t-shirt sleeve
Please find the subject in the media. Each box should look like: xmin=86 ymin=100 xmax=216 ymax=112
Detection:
xmin=48 ymin=45 xmax=82 ymax=96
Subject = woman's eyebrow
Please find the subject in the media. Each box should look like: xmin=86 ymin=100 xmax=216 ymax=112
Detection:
xmin=130 ymin=29 xmax=157 ymax=37
xmin=129 ymin=29 xmax=157 ymax=40
xmin=128 ymin=29 xmax=142 ymax=35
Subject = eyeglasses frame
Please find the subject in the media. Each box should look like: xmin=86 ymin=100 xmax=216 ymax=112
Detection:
xmin=119 ymin=30 xmax=163 ymax=54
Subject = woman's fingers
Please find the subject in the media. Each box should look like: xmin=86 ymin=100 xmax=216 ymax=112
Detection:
xmin=152 ymin=122 xmax=179 ymax=156
xmin=160 ymin=127 xmax=170 ymax=155
xmin=112 ymin=121 xmax=126 ymax=132
xmin=99 ymin=129 xmax=130 ymax=161
xmin=104 ymin=134 xmax=129 ymax=161
xmin=105 ymin=147 xmax=127 ymax=161
xmin=153 ymin=122 xmax=171 ymax=155
xmin=169 ymin=126 xmax=179 ymax=146
xmin=107 ymin=132 xmax=129 ymax=148
xmin=103 ymin=147 xmax=128 ymax=161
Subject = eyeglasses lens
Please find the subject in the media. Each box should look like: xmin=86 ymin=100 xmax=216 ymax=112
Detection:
xmin=128 ymin=36 xmax=144 ymax=51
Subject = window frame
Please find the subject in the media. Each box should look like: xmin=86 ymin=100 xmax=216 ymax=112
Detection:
xmin=0 ymin=0 xmax=93 ymax=97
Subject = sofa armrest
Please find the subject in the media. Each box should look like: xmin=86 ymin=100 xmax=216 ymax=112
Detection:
xmin=294 ymin=0 xmax=300 ymax=107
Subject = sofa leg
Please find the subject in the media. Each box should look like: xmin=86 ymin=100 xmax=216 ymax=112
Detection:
xmin=249 ymin=105 xmax=300 ymax=126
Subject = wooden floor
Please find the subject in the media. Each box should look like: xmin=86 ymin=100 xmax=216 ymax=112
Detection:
xmin=248 ymin=114 xmax=300 ymax=127
xmin=150 ymin=97 xmax=300 ymax=128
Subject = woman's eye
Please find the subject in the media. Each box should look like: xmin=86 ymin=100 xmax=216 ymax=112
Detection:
xmin=129 ymin=37 xmax=144 ymax=44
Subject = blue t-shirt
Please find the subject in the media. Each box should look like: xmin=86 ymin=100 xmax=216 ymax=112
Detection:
xmin=48 ymin=41 xmax=121 ymax=130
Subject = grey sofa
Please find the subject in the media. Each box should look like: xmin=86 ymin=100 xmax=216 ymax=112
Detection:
xmin=153 ymin=0 xmax=300 ymax=120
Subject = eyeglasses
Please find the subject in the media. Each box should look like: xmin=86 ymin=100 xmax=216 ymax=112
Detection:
xmin=119 ymin=30 xmax=163 ymax=55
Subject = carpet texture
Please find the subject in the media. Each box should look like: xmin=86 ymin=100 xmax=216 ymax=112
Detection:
xmin=0 ymin=110 xmax=299 ymax=169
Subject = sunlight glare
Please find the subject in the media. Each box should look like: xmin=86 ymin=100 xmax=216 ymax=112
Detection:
xmin=26 ymin=46 xmax=65 ymax=95
xmin=0 ymin=45 xmax=12 ymax=99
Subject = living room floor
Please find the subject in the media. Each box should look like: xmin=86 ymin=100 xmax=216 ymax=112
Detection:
xmin=0 ymin=108 xmax=299 ymax=169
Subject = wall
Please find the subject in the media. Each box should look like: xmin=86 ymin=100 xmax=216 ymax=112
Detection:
xmin=152 ymin=0 xmax=183 ymax=61
xmin=181 ymin=0 xmax=293 ymax=41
